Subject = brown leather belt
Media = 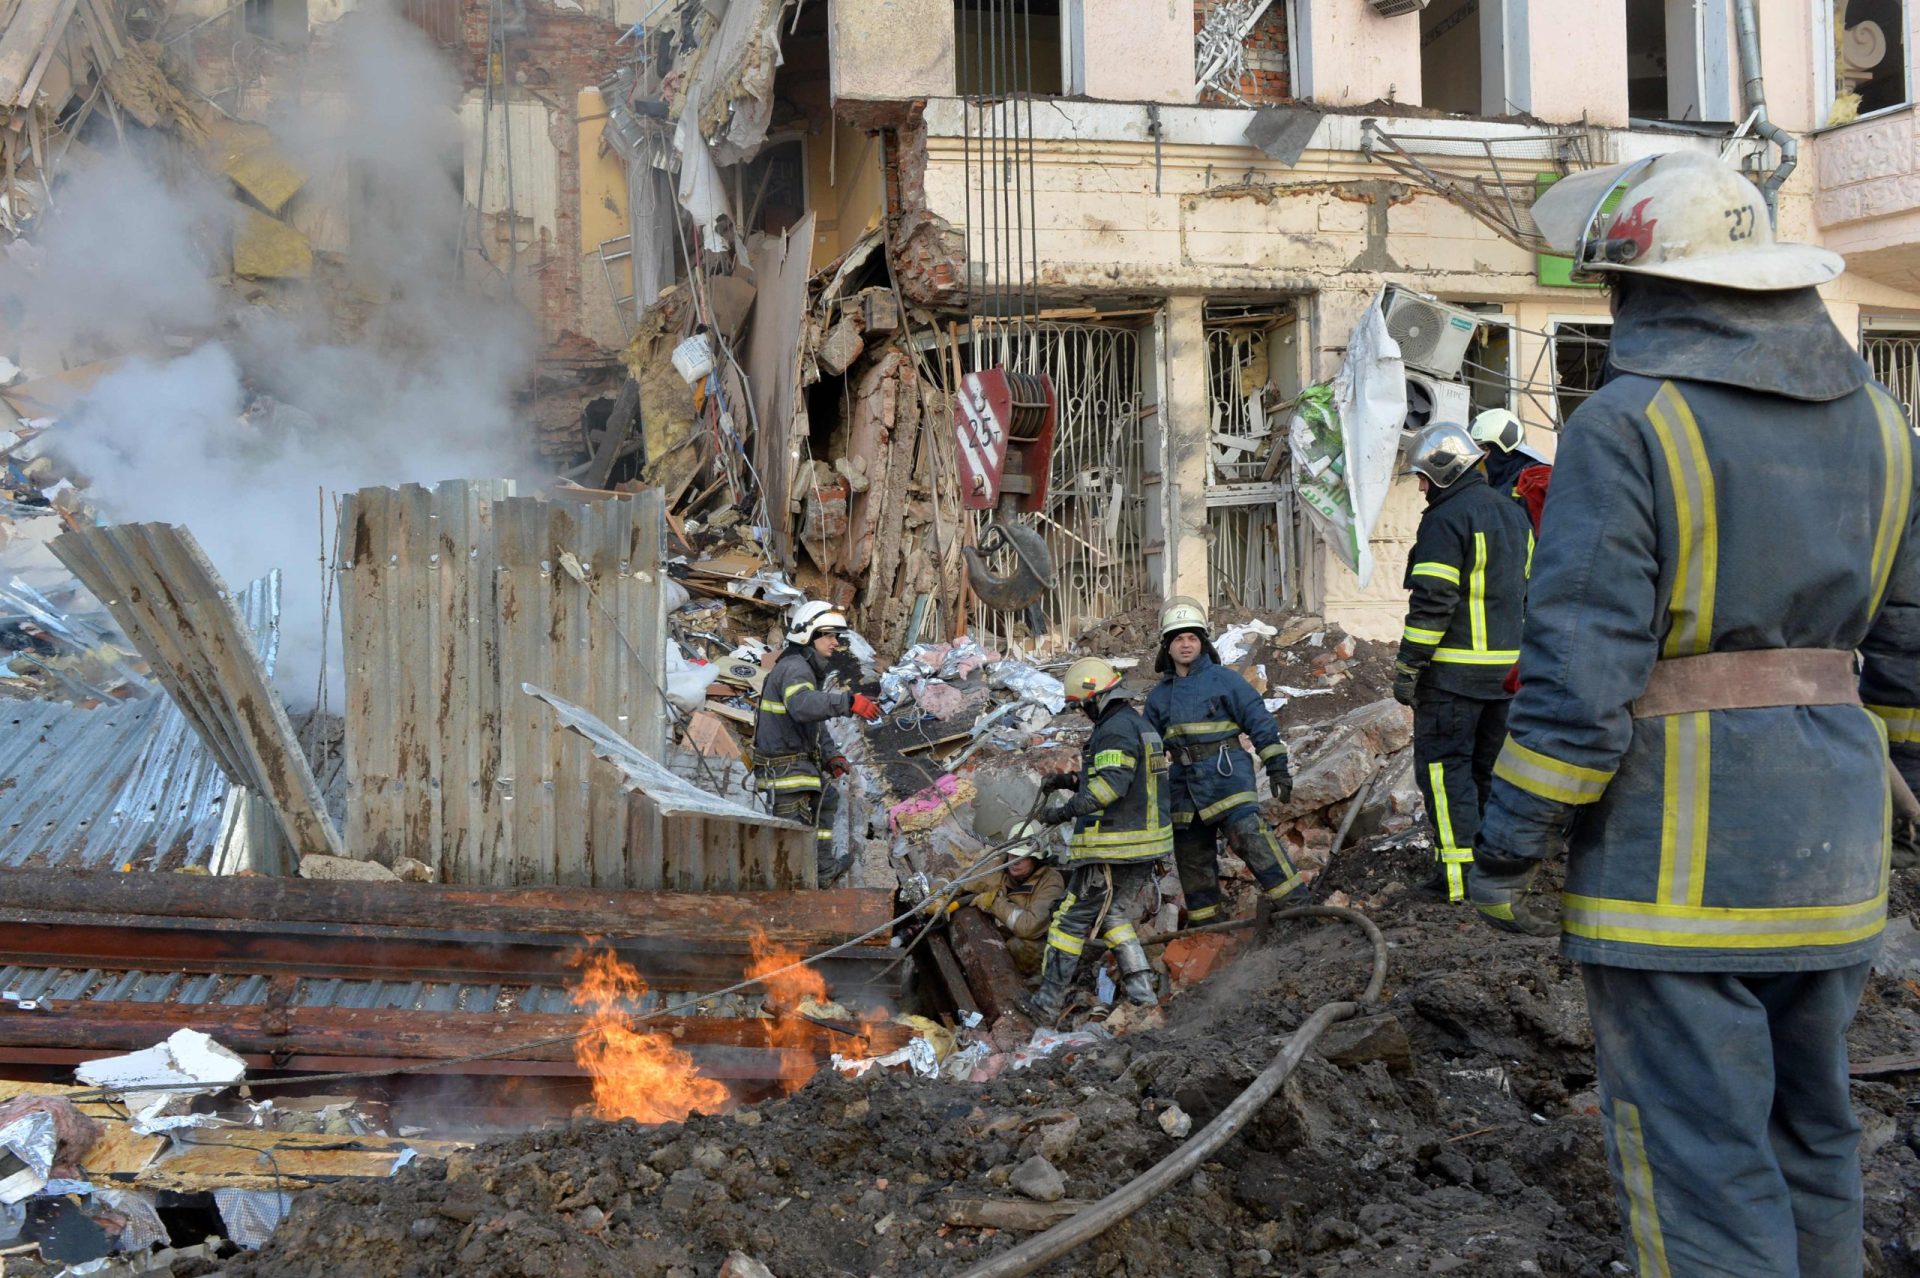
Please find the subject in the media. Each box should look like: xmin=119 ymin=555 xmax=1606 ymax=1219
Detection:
xmin=1630 ymin=649 xmax=1858 ymax=719
xmin=1631 ymin=648 xmax=1918 ymax=819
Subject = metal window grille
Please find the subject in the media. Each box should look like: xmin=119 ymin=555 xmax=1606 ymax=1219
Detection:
xmin=1865 ymin=330 xmax=1920 ymax=424
xmin=1203 ymin=317 xmax=1300 ymax=613
xmin=961 ymin=321 xmax=1150 ymax=649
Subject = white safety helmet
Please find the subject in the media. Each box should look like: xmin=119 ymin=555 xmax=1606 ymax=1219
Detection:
xmin=1403 ymin=422 xmax=1481 ymax=488
xmin=1531 ymin=150 xmax=1843 ymax=291
xmin=1159 ymin=595 xmax=1209 ymax=642
xmin=785 ymin=599 xmax=849 ymax=647
xmin=1470 ymin=408 xmax=1525 ymax=454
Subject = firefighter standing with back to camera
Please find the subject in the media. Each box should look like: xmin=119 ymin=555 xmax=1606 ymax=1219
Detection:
xmin=1144 ymin=595 xmax=1303 ymax=922
xmin=752 ymin=600 xmax=882 ymax=883
xmin=1473 ymin=150 xmax=1920 ymax=1277
xmin=1393 ymin=421 xmax=1534 ymax=902
xmin=1026 ymin=657 xmax=1174 ymax=1023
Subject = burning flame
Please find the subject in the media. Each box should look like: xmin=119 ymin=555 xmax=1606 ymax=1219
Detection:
xmin=569 ymin=943 xmax=731 ymax=1124
xmin=744 ymin=926 xmax=886 ymax=1092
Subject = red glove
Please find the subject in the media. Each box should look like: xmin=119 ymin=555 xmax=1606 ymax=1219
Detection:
xmin=827 ymin=756 xmax=850 ymax=779
xmin=850 ymin=693 xmax=881 ymax=722
xmin=1503 ymin=665 xmax=1521 ymax=696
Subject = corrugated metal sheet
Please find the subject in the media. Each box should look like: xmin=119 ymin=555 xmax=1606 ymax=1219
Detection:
xmin=339 ymin=483 xmax=673 ymax=888
xmin=49 ymin=524 xmax=343 ymax=860
xmin=0 ymin=576 xmax=291 ymax=874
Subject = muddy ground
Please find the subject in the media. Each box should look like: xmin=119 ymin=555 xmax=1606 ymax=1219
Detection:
xmin=217 ymin=835 xmax=1920 ymax=1278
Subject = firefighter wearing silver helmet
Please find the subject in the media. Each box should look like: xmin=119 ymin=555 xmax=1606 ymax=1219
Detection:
xmin=1478 ymin=148 xmax=1920 ymax=1275
xmin=1393 ymin=421 xmax=1534 ymax=903
xmin=1025 ymin=656 xmax=1173 ymax=1024
xmin=1143 ymin=595 xmax=1302 ymax=923
xmin=753 ymin=600 xmax=882 ymax=883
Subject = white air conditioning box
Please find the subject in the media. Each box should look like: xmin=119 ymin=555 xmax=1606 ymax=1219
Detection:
xmin=1381 ymin=286 xmax=1481 ymax=379
xmin=1370 ymin=0 xmax=1431 ymax=16
xmin=1402 ymin=372 xmax=1471 ymax=436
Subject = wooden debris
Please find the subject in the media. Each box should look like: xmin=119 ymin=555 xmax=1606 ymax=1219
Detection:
xmin=686 ymin=709 xmax=745 ymax=761
xmin=947 ymin=906 xmax=1034 ymax=1033
xmin=941 ymin=1197 xmax=1091 ymax=1231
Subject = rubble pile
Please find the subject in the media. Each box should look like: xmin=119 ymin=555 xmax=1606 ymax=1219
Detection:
xmin=214 ymin=847 xmax=1920 ymax=1278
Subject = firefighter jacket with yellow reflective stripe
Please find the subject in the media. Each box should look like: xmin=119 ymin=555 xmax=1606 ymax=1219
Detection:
xmin=752 ymin=646 xmax=853 ymax=777
xmin=1053 ymin=700 xmax=1174 ymax=864
xmin=1144 ymin=652 xmax=1287 ymax=827
xmin=1396 ymin=468 xmax=1534 ymax=698
xmin=1479 ymin=279 xmax=1920 ymax=974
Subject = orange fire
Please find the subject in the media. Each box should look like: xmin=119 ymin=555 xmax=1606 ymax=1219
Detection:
xmin=744 ymin=926 xmax=885 ymax=1091
xmin=568 ymin=943 xmax=731 ymax=1124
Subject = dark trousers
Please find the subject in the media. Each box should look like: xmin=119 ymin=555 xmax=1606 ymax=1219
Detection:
xmin=769 ymin=784 xmax=840 ymax=876
xmin=1582 ymin=962 xmax=1872 ymax=1278
xmin=1173 ymin=811 xmax=1303 ymax=922
xmin=1412 ymin=686 xmax=1508 ymax=898
xmin=1040 ymin=861 xmax=1158 ymax=976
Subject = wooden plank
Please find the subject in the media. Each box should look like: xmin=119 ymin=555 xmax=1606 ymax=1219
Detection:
xmin=474 ymin=483 xmax=511 ymax=887
xmin=924 ymin=932 xmax=980 ymax=1018
xmin=136 ymin=1129 xmax=466 ymax=1192
xmin=941 ymin=1198 xmax=1092 ymax=1231
xmin=628 ymin=489 xmax=668 ymax=889
xmin=948 ymin=906 xmax=1035 ymax=1030
xmin=436 ymin=483 xmax=478 ymax=883
xmin=394 ymin=484 xmax=436 ymax=867
xmin=1850 ymin=1053 xmax=1920 ymax=1077
xmin=548 ymin=499 xmax=590 ymax=886
xmin=0 ymin=1080 xmax=165 ymax=1180
xmin=340 ymin=487 xmax=393 ymax=865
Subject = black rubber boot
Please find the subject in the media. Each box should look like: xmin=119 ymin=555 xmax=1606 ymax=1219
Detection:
xmin=1112 ymin=940 xmax=1158 ymax=1006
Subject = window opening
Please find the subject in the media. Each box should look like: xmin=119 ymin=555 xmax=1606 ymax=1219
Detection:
xmin=1204 ymin=302 xmax=1305 ymax=614
xmin=1551 ymin=321 xmax=1613 ymax=423
xmin=955 ymin=0 xmax=1064 ymax=95
xmin=1864 ymin=327 xmax=1920 ymax=420
xmin=1420 ymin=0 xmax=1485 ymax=115
xmin=1832 ymin=0 xmax=1908 ymax=123
xmin=1194 ymin=0 xmax=1293 ymax=105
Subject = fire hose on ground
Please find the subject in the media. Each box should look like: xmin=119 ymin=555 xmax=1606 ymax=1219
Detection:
xmin=956 ymin=903 xmax=1389 ymax=1278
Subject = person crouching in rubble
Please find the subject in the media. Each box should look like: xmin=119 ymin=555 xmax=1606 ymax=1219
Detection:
xmin=753 ymin=600 xmax=881 ymax=883
xmin=1144 ymin=596 xmax=1303 ymax=922
xmin=963 ymin=821 xmax=1067 ymax=974
xmin=1024 ymin=657 xmax=1174 ymax=1023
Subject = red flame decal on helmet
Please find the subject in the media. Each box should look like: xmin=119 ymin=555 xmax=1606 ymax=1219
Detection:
xmin=1603 ymin=197 xmax=1658 ymax=260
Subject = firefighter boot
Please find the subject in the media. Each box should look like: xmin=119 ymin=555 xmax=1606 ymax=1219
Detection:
xmin=1112 ymin=939 xmax=1158 ymax=1006
xmin=1023 ymin=946 xmax=1078 ymax=1024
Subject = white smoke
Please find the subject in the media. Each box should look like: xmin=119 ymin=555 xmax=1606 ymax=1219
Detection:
xmin=14 ymin=3 xmax=542 ymax=706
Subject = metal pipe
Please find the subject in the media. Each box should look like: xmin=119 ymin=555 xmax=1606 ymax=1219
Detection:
xmin=1731 ymin=0 xmax=1797 ymax=223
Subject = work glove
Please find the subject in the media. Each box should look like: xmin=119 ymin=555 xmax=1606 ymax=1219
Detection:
xmin=849 ymin=693 xmax=882 ymax=722
xmin=1894 ymin=816 xmax=1920 ymax=871
xmin=1039 ymin=795 xmax=1077 ymax=827
xmin=1467 ymin=849 xmax=1557 ymax=937
xmin=1391 ymin=661 xmax=1421 ymax=708
xmin=1266 ymin=761 xmax=1293 ymax=805
xmin=1039 ymin=770 xmax=1080 ymax=794
xmin=969 ymin=885 xmax=999 ymax=912
xmin=826 ymin=756 xmax=850 ymax=780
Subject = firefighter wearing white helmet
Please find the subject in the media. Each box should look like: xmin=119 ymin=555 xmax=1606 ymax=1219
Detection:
xmin=1471 ymin=409 xmax=1553 ymax=512
xmin=961 ymin=820 xmax=1067 ymax=974
xmin=1476 ymin=149 xmax=1920 ymax=1274
xmin=1393 ymin=421 xmax=1534 ymax=904
xmin=753 ymin=599 xmax=882 ymax=883
xmin=1024 ymin=656 xmax=1173 ymax=1023
xmin=1143 ymin=595 xmax=1302 ymax=924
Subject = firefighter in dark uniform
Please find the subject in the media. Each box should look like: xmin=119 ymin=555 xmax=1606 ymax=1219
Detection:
xmin=1470 ymin=407 xmax=1550 ymax=505
xmin=1144 ymin=595 xmax=1301 ymax=922
xmin=1473 ymin=150 xmax=1920 ymax=1277
xmin=1027 ymin=657 xmax=1174 ymax=1023
xmin=1392 ymin=420 xmax=1534 ymax=902
xmin=752 ymin=600 xmax=881 ymax=882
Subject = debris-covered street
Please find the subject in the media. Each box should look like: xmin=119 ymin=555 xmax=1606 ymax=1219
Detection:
xmin=0 ymin=0 xmax=1919 ymax=1273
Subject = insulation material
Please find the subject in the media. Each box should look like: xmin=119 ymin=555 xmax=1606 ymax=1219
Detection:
xmin=685 ymin=0 xmax=790 ymax=164
xmin=674 ymin=85 xmax=733 ymax=254
xmin=223 ymin=140 xmax=308 ymax=214
xmin=214 ymin=1188 xmax=292 ymax=1249
xmin=232 ymin=204 xmax=313 ymax=280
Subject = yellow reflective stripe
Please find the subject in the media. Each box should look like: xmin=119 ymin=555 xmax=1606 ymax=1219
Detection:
xmin=1092 ymin=749 xmax=1135 ymax=770
xmin=1525 ymin=529 xmax=1535 ymax=578
xmin=764 ymin=774 xmax=822 ymax=791
xmin=1432 ymin=647 xmax=1520 ymax=664
xmin=1411 ymin=561 xmax=1461 ymax=584
xmin=1163 ymin=721 xmax=1239 ymax=739
xmin=757 ymin=701 xmax=787 ymax=714
xmin=1046 ymin=927 xmax=1086 ymax=957
xmin=1262 ymin=874 xmax=1304 ymax=899
xmin=1657 ymin=712 xmax=1710 ymax=907
xmin=1197 ymin=790 xmax=1259 ymax=822
xmin=1439 ymin=846 xmax=1475 ymax=863
xmin=1868 ymin=386 xmax=1913 ymax=615
xmin=1469 ymin=531 xmax=1489 ymax=651
xmin=1647 ymin=382 xmax=1718 ymax=657
xmin=1560 ymin=891 xmax=1887 ymax=948
xmin=1071 ymin=826 xmax=1174 ymax=847
xmin=1868 ymin=703 xmax=1920 ymax=743
xmin=1103 ymin=921 xmax=1138 ymax=945
xmin=1186 ymin=903 xmax=1221 ymax=921
xmin=1612 ymin=1100 xmax=1671 ymax=1278
xmin=1403 ymin=626 xmax=1446 ymax=646
xmin=1088 ymin=776 xmax=1120 ymax=806
xmin=1493 ymin=736 xmax=1615 ymax=805
xmin=783 ymin=682 xmax=816 ymax=700
xmin=1427 ymin=762 xmax=1457 ymax=849
xmin=1256 ymin=742 xmax=1286 ymax=763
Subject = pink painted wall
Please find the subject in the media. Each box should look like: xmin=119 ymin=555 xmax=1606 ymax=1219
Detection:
xmin=1083 ymin=0 xmax=1197 ymax=103
xmin=1527 ymin=0 xmax=1629 ymax=125
xmin=1306 ymin=1 xmax=1422 ymax=107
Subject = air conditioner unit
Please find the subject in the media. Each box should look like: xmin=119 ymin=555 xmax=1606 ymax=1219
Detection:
xmin=1402 ymin=372 xmax=1471 ymax=437
xmin=1370 ymin=0 xmax=1431 ymax=16
xmin=1381 ymin=286 xmax=1481 ymax=379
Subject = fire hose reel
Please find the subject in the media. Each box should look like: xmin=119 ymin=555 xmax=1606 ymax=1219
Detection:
xmin=953 ymin=368 xmax=1057 ymax=612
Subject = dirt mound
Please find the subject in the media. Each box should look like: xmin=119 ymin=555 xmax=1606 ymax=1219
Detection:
xmin=221 ymin=844 xmax=1920 ymax=1278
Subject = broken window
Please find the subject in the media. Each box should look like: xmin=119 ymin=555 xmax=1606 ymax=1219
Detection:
xmin=1458 ymin=306 xmax=1514 ymax=418
xmin=1625 ymin=0 xmax=1734 ymax=123
xmin=1420 ymin=0 xmax=1504 ymax=116
xmin=740 ymin=136 xmax=808 ymax=237
xmin=954 ymin=0 xmax=1065 ymax=96
xmin=1194 ymin=0 xmax=1292 ymax=106
xmin=1829 ymin=0 xmax=1910 ymax=124
xmin=1550 ymin=320 xmax=1612 ymax=424
xmin=1205 ymin=302 xmax=1306 ymax=614
xmin=1863 ymin=325 xmax=1920 ymax=420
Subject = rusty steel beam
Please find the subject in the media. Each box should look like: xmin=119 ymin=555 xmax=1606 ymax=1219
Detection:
xmin=0 ymin=1001 xmax=910 ymax=1082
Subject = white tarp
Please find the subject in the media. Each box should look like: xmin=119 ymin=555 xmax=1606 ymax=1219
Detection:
xmin=1289 ymin=294 xmax=1406 ymax=588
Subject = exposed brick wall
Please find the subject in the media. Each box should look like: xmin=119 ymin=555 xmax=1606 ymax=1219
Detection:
xmin=1194 ymin=0 xmax=1290 ymax=105
xmin=456 ymin=0 xmax=625 ymax=351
